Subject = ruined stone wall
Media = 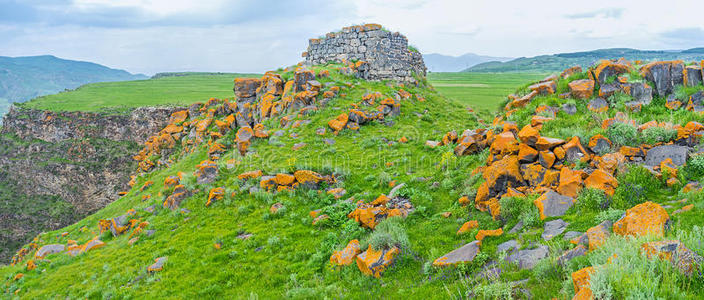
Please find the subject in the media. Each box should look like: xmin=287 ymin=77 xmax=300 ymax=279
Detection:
xmin=303 ymin=24 xmax=426 ymax=83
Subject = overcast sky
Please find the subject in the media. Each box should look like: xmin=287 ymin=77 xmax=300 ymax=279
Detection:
xmin=1 ymin=0 xmax=703 ymax=75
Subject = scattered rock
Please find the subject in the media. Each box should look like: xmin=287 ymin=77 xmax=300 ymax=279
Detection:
xmin=147 ymin=257 xmax=168 ymax=272
xmin=330 ymin=239 xmax=362 ymax=266
xmin=506 ymin=245 xmax=549 ymax=269
xmin=497 ymin=240 xmax=519 ymax=254
xmin=613 ymin=201 xmax=669 ymax=237
xmin=644 ymin=145 xmax=689 ymax=167
xmin=433 ymin=240 xmax=480 ymax=267
xmin=356 ymin=245 xmax=399 ymax=277
xmin=542 ymin=219 xmax=568 ymax=241
xmin=534 ymin=190 xmax=574 ymax=220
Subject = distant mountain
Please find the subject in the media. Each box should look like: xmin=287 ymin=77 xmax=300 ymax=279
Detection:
xmin=464 ymin=48 xmax=704 ymax=73
xmin=0 ymin=55 xmax=147 ymax=120
xmin=423 ymin=53 xmax=513 ymax=72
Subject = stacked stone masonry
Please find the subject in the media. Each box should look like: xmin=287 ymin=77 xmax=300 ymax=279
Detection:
xmin=303 ymin=24 xmax=426 ymax=83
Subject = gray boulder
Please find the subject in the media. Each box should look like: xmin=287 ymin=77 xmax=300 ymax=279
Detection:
xmin=587 ymin=98 xmax=608 ymax=112
xmin=557 ymin=244 xmax=587 ymax=265
xmin=645 ymin=145 xmax=689 ymax=166
xmin=35 ymin=244 xmax=65 ymax=258
xmin=686 ymin=66 xmax=703 ymax=87
xmin=506 ymin=245 xmax=549 ymax=269
xmin=434 ymin=241 xmax=480 ymax=265
xmin=535 ymin=190 xmax=574 ymax=219
xmin=542 ymin=219 xmax=569 ymax=241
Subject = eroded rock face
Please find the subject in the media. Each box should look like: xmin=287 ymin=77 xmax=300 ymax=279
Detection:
xmin=0 ymin=106 xmax=177 ymax=262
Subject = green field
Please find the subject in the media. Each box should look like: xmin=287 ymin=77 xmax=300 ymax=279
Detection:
xmin=428 ymin=72 xmax=546 ymax=115
xmin=22 ymin=73 xmax=260 ymax=112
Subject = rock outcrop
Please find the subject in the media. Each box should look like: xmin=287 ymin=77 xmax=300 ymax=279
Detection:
xmin=303 ymin=24 xmax=426 ymax=83
xmin=0 ymin=105 xmax=177 ymax=262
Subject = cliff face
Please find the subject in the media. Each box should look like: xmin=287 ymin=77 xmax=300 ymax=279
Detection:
xmin=0 ymin=106 xmax=178 ymax=262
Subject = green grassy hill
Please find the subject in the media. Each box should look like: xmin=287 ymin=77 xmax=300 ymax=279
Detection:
xmin=0 ymin=55 xmax=148 ymax=119
xmin=466 ymin=48 xmax=704 ymax=73
xmin=21 ymin=73 xmax=260 ymax=113
xmin=2 ymin=60 xmax=704 ymax=299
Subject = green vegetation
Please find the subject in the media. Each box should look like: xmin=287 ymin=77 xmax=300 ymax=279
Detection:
xmin=21 ymin=73 xmax=260 ymax=113
xmin=3 ymin=60 xmax=704 ymax=299
xmin=428 ymin=72 xmax=546 ymax=115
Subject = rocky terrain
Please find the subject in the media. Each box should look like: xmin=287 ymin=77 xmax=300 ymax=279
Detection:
xmin=0 ymin=106 xmax=176 ymax=261
xmin=1 ymin=24 xmax=703 ymax=299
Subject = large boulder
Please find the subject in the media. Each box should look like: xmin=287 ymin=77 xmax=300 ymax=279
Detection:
xmin=644 ymin=145 xmax=689 ymax=167
xmin=641 ymin=60 xmax=685 ymax=97
xmin=534 ymin=190 xmax=574 ymax=220
xmin=35 ymin=244 xmax=65 ymax=259
xmin=236 ymin=126 xmax=254 ymax=156
xmin=594 ymin=60 xmax=630 ymax=84
xmin=613 ymin=201 xmax=670 ymax=237
xmin=356 ymin=245 xmax=399 ymax=278
xmin=433 ymin=240 xmax=481 ymax=267
xmin=627 ymin=82 xmax=653 ymax=105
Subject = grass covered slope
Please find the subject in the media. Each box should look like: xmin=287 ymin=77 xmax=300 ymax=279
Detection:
xmin=428 ymin=72 xmax=546 ymax=115
xmin=1 ymin=64 xmax=483 ymax=298
xmin=3 ymin=59 xmax=704 ymax=300
xmin=21 ymin=73 xmax=259 ymax=113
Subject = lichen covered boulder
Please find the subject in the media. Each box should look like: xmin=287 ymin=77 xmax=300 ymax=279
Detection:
xmin=641 ymin=240 xmax=704 ymax=276
xmin=355 ymin=245 xmax=399 ymax=278
xmin=613 ymin=201 xmax=669 ymax=237
xmin=330 ymin=239 xmax=362 ymax=266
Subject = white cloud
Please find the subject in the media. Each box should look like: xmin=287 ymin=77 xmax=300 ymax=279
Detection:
xmin=1 ymin=0 xmax=703 ymax=74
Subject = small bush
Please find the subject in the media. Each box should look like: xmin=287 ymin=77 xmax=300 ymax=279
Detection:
xmin=366 ymin=218 xmax=410 ymax=251
xmin=606 ymin=122 xmax=638 ymax=147
xmin=575 ymin=188 xmax=609 ymax=213
xmin=682 ymin=155 xmax=704 ymax=180
xmin=641 ymin=126 xmax=677 ymax=145
xmin=595 ymin=208 xmax=625 ymax=223
xmin=499 ymin=196 xmax=540 ymax=228
xmin=612 ymin=166 xmax=661 ymax=209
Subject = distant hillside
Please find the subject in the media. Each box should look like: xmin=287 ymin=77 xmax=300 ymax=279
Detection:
xmin=465 ymin=48 xmax=704 ymax=72
xmin=0 ymin=55 xmax=147 ymax=119
xmin=423 ymin=53 xmax=512 ymax=72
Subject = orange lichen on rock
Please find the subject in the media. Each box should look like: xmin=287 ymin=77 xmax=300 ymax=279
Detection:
xmin=640 ymin=240 xmax=704 ymax=275
xmin=475 ymin=228 xmax=503 ymax=243
xmin=170 ymin=110 xmax=189 ymax=123
xmin=275 ymin=173 xmax=296 ymax=186
xmin=330 ymin=239 xmax=362 ymax=266
xmin=293 ymin=170 xmax=323 ymax=185
xmin=355 ymin=245 xmax=399 ymax=278
xmin=328 ymin=113 xmax=349 ymax=133
xmin=584 ymin=169 xmax=618 ymax=196
xmin=207 ymin=187 xmax=225 ymax=207
xmin=572 ymin=266 xmax=594 ymax=300
xmin=458 ymin=195 xmax=471 ymax=206
xmin=457 ymin=220 xmax=478 ymax=235
xmin=557 ymin=167 xmax=583 ymax=198
xmin=238 ymin=170 xmax=263 ymax=180
xmin=568 ymin=79 xmax=595 ymax=99
xmin=613 ymin=201 xmax=669 ymax=237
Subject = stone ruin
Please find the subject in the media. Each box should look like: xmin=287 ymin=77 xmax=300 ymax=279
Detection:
xmin=302 ymin=24 xmax=427 ymax=83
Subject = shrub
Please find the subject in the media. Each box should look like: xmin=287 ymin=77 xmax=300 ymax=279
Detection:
xmin=606 ymin=122 xmax=638 ymax=147
xmin=595 ymin=208 xmax=625 ymax=223
xmin=366 ymin=217 xmax=410 ymax=251
xmin=575 ymin=188 xmax=609 ymax=213
xmin=641 ymin=126 xmax=677 ymax=145
xmin=612 ymin=166 xmax=661 ymax=209
xmin=499 ymin=196 xmax=540 ymax=228
xmin=682 ymin=154 xmax=704 ymax=180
